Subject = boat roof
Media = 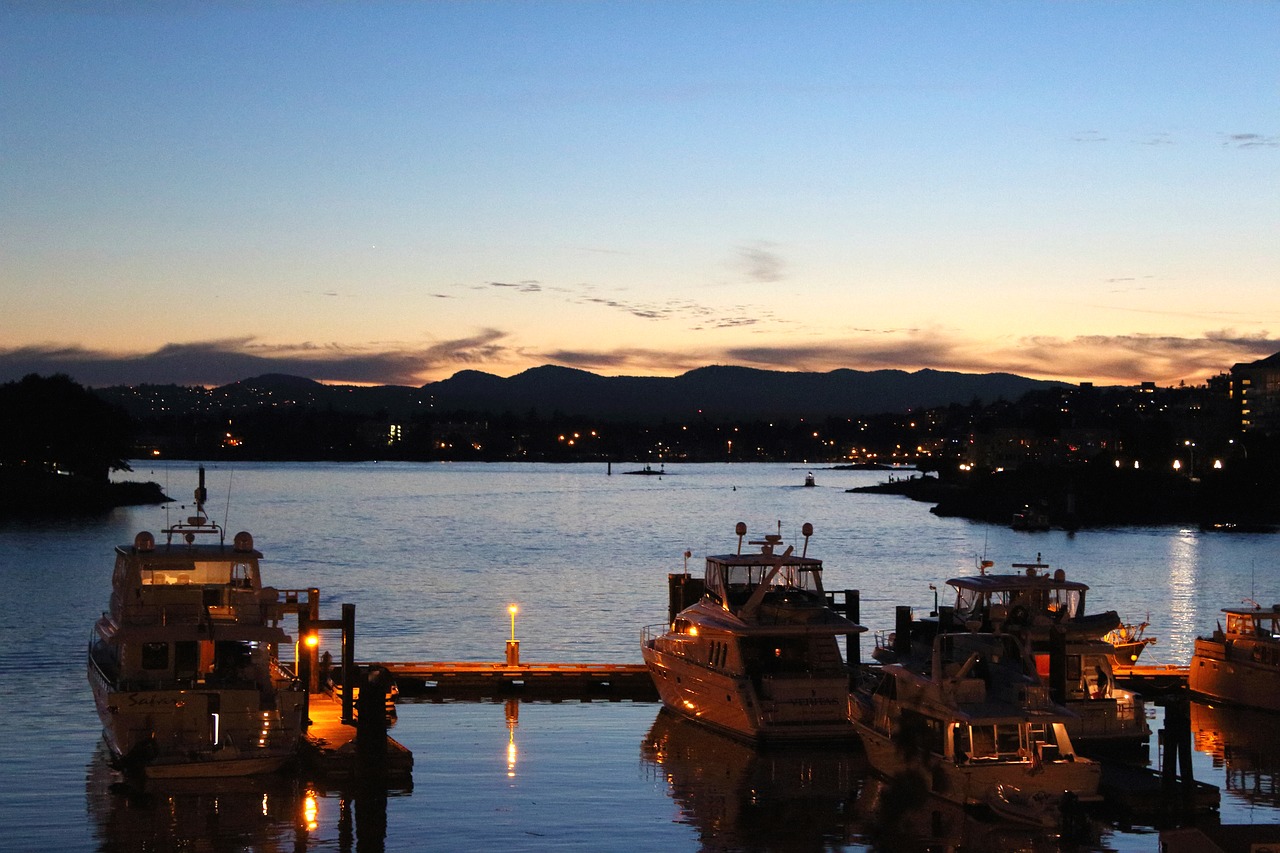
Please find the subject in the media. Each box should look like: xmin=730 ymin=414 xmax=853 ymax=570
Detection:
xmin=117 ymin=542 xmax=263 ymax=559
xmin=947 ymin=574 xmax=1088 ymax=593
xmin=1222 ymin=605 xmax=1280 ymax=617
xmin=708 ymin=552 xmax=822 ymax=569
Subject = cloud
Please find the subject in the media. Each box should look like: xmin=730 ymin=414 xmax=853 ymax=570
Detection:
xmin=0 ymin=331 xmax=517 ymax=387
xmin=1222 ymin=133 xmax=1280 ymax=149
xmin=487 ymin=280 xmax=543 ymax=292
xmin=7 ymin=329 xmax=1276 ymax=390
xmin=735 ymin=242 xmax=785 ymax=283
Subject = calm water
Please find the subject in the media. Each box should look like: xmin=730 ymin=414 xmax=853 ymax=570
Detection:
xmin=3 ymin=461 xmax=1279 ymax=851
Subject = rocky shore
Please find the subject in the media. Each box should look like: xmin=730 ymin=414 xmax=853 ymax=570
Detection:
xmin=850 ymin=466 xmax=1280 ymax=531
xmin=0 ymin=468 xmax=169 ymax=516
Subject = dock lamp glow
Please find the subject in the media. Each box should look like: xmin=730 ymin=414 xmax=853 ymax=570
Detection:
xmin=506 ymin=604 xmax=521 ymax=665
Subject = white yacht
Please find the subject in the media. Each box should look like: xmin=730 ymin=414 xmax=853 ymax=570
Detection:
xmin=642 ymin=522 xmax=865 ymax=743
xmin=87 ymin=468 xmax=306 ymax=777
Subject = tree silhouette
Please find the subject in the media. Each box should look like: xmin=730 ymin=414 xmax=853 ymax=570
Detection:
xmin=0 ymin=374 xmax=135 ymax=482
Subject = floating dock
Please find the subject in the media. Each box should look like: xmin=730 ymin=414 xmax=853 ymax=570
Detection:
xmin=300 ymin=690 xmax=413 ymax=783
xmin=1113 ymin=663 xmax=1190 ymax=694
xmin=374 ymin=661 xmax=658 ymax=701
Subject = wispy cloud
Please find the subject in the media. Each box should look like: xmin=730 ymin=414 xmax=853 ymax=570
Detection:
xmin=735 ymin=241 xmax=786 ymax=283
xmin=1221 ymin=133 xmax=1280 ymax=149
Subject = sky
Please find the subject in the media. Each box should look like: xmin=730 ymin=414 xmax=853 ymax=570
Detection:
xmin=2 ymin=1 xmax=1278 ymax=389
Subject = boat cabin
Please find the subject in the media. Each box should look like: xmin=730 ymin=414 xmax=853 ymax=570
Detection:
xmin=91 ymin=528 xmax=288 ymax=693
xmin=1222 ymin=606 xmax=1280 ymax=639
xmin=702 ymin=524 xmax=826 ymax=615
xmin=948 ymin=564 xmax=1088 ymax=629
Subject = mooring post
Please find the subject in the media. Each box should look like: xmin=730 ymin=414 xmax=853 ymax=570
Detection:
xmin=1161 ymin=692 xmax=1194 ymax=807
xmin=305 ymin=587 xmax=320 ymax=693
xmin=356 ymin=666 xmax=391 ymax=761
xmin=341 ymin=603 xmax=356 ymax=724
xmin=844 ymin=589 xmax=860 ymax=667
xmin=298 ymin=611 xmax=312 ymax=728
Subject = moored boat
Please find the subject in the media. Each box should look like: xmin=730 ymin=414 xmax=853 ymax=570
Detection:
xmin=852 ymin=631 xmax=1101 ymax=814
xmin=87 ymin=468 xmax=306 ymax=777
xmin=641 ymin=521 xmax=865 ymax=743
xmin=875 ymin=558 xmax=1151 ymax=754
xmin=1190 ymin=604 xmax=1280 ymax=711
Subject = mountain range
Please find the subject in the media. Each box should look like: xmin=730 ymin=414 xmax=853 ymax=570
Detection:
xmin=102 ymin=365 xmax=1067 ymax=422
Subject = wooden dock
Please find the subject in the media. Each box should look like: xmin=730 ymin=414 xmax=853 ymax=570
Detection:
xmin=374 ymin=660 xmax=659 ymax=700
xmin=1113 ymin=663 xmax=1190 ymax=694
xmin=300 ymin=690 xmax=413 ymax=783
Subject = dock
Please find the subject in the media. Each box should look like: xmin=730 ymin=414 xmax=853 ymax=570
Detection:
xmin=300 ymin=689 xmax=413 ymax=783
xmin=1113 ymin=663 xmax=1190 ymax=695
xmin=374 ymin=660 xmax=658 ymax=701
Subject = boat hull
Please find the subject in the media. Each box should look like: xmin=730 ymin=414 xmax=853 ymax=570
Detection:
xmin=853 ymin=719 xmax=1101 ymax=807
xmin=641 ymin=644 xmax=855 ymax=743
xmin=90 ymin=663 xmax=304 ymax=778
xmin=1190 ymin=637 xmax=1280 ymax=712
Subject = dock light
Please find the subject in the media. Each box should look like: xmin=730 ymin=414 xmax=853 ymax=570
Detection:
xmin=506 ymin=605 xmax=521 ymax=665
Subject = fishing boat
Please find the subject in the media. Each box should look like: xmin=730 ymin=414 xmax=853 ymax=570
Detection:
xmin=852 ymin=631 xmax=1101 ymax=813
xmin=1189 ymin=603 xmax=1280 ymax=711
xmin=1103 ymin=620 xmax=1157 ymax=666
xmin=87 ymin=468 xmax=307 ymax=777
xmin=641 ymin=521 xmax=865 ymax=743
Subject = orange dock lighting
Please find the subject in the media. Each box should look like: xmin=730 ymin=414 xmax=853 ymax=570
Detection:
xmin=506 ymin=604 xmax=521 ymax=665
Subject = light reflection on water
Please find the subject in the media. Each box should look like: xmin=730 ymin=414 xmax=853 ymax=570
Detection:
xmin=5 ymin=461 xmax=1280 ymax=850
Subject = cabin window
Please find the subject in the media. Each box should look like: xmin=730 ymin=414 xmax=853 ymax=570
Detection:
xmin=141 ymin=642 xmax=169 ymax=671
xmin=969 ymin=724 xmax=1023 ymax=759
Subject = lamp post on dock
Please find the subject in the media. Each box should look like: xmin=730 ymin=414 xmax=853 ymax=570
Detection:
xmin=506 ymin=604 xmax=520 ymax=665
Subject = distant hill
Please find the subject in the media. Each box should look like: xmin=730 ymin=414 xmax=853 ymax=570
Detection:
xmin=99 ymin=365 xmax=1065 ymax=422
xmin=425 ymin=365 xmax=1064 ymax=420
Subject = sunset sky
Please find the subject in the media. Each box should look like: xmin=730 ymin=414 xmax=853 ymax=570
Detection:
xmin=2 ymin=2 xmax=1277 ymax=388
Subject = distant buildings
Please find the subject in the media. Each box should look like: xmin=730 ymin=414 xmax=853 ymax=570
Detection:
xmin=1229 ymin=352 xmax=1280 ymax=434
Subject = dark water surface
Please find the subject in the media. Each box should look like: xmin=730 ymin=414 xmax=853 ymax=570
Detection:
xmin=3 ymin=461 xmax=1279 ymax=851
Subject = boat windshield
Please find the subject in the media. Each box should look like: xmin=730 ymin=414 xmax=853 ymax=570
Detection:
xmin=707 ymin=557 xmax=822 ymax=606
xmin=954 ymin=585 xmax=1082 ymax=621
xmin=1227 ymin=611 xmax=1280 ymax=638
xmin=139 ymin=558 xmax=257 ymax=588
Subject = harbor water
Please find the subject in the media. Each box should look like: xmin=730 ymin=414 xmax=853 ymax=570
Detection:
xmin=3 ymin=461 xmax=1280 ymax=851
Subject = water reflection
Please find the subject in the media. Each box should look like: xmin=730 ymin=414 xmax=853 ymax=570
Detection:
xmin=85 ymin=743 xmax=409 ymax=852
xmin=1163 ymin=530 xmax=1202 ymax=663
xmin=1192 ymin=699 xmax=1280 ymax=807
xmin=86 ymin=744 xmax=310 ymax=851
xmin=640 ymin=709 xmax=1066 ymax=853
xmin=641 ymin=708 xmax=865 ymax=852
